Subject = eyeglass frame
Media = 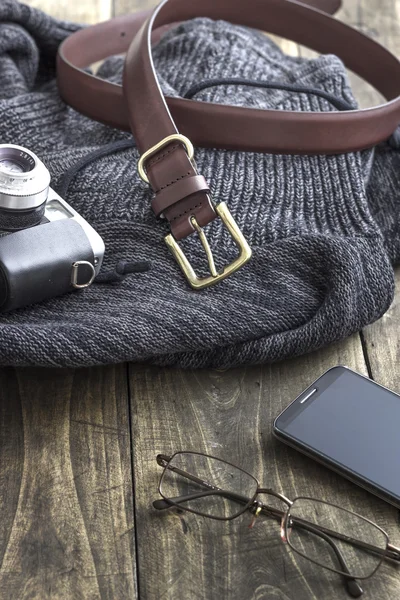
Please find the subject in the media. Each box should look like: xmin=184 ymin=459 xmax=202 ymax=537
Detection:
xmin=154 ymin=451 xmax=400 ymax=597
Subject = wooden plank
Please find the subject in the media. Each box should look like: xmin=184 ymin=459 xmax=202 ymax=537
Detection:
xmin=0 ymin=365 xmax=136 ymax=600
xmin=347 ymin=0 xmax=400 ymax=385
xmin=12 ymin=3 xmax=399 ymax=600
xmin=113 ymin=0 xmax=158 ymax=17
xmin=333 ymin=0 xmax=389 ymax=108
xmin=114 ymin=0 xmax=301 ymax=55
xmin=1 ymin=1 xmax=136 ymax=599
xmin=296 ymin=0 xmax=400 ymax=392
xmin=297 ymin=0 xmax=400 ymax=108
xmin=354 ymin=5 xmax=400 ymax=387
xmin=363 ymin=269 xmax=400 ymax=388
xmin=120 ymin=1 xmax=399 ymax=599
xmin=129 ymin=337 xmax=400 ymax=600
xmin=24 ymin=0 xmax=112 ymax=23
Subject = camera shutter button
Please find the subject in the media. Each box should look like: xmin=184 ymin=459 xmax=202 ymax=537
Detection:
xmin=71 ymin=260 xmax=96 ymax=289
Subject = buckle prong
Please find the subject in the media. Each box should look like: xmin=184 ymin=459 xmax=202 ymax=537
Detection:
xmin=165 ymin=202 xmax=252 ymax=290
xmin=190 ymin=216 xmax=218 ymax=277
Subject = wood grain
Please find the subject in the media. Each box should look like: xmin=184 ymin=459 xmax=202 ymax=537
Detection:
xmin=333 ymin=0 xmax=391 ymax=108
xmin=120 ymin=1 xmax=400 ymax=599
xmin=363 ymin=269 xmax=400 ymax=388
xmin=129 ymin=336 xmax=400 ymax=600
xmin=353 ymin=1 xmax=400 ymax=391
xmin=113 ymin=0 xmax=158 ymax=17
xmin=3 ymin=1 xmax=400 ymax=600
xmin=0 ymin=366 xmax=136 ymax=600
xmin=24 ymin=0 xmax=112 ymax=23
xmin=1 ymin=2 xmax=136 ymax=599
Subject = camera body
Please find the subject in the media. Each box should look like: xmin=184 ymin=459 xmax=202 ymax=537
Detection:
xmin=0 ymin=144 xmax=104 ymax=312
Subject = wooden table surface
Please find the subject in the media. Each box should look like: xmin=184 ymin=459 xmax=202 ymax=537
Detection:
xmin=1 ymin=1 xmax=400 ymax=598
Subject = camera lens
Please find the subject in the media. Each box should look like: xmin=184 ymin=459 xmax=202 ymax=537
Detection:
xmin=0 ymin=144 xmax=50 ymax=230
xmin=0 ymin=146 xmax=36 ymax=176
xmin=0 ymin=160 xmax=26 ymax=174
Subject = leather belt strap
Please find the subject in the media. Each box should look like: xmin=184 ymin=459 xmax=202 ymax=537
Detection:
xmin=56 ymin=0 xmax=400 ymax=289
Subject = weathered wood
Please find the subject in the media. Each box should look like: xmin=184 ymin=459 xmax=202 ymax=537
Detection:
xmin=117 ymin=0 xmax=400 ymax=598
xmin=3 ymin=1 xmax=400 ymax=600
xmin=363 ymin=269 xmax=400 ymax=387
xmin=0 ymin=1 xmax=138 ymax=599
xmin=333 ymin=0 xmax=394 ymax=108
xmin=0 ymin=0 xmax=137 ymax=600
xmin=296 ymin=0 xmax=400 ymax=395
xmin=113 ymin=0 xmax=158 ymax=17
xmin=24 ymin=0 xmax=112 ymax=23
xmin=129 ymin=336 xmax=400 ymax=600
xmin=1 ymin=3 xmax=137 ymax=599
xmin=0 ymin=366 xmax=136 ymax=600
xmin=352 ymin=3 xmax=400 ymax=390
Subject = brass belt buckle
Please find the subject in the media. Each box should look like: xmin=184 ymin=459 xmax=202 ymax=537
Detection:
xmin=165 ymin=202 xmax=252 ymax=290
xmin=137 ymin=134 xmax=252 ymax=290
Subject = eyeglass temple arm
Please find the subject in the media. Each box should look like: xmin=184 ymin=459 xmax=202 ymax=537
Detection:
xmin=153 ymin=488 xmax=249 ymax=510
xmin=283 ymin=514 xmax=400 ymax=563
xmin=255 ymin=494 xmax=400 ymax=564
xmin=156 ymin=457 xmax=363 ymax=595
xmin=255 ymin=501 xmax=399 ymax=561
xmin=153 ymin=488 xmax=361 ymax=596
xmin=157 ymin=454 xmax=222 ymax=491
xmin=155 ymin=456 xmax=400 ymax=565
xmin=153 ymin=494 xmax=357 ymax=573
xmin=154 ymin=474 xmax=361 ymax=594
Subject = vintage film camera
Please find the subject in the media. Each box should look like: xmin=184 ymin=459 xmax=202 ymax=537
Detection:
xmin=0 ymin=144 xmax=104 ymax=311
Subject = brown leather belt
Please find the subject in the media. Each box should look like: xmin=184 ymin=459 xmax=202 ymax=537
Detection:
xmin=57 ymin=0 xmax=400 ymax=289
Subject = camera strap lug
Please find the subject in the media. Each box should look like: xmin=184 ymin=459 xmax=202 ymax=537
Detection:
xmin=71 ymin=260 xmax=96 ymax=289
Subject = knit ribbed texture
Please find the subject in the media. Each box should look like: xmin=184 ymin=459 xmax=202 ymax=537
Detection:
xmin=0 ymin=1 xmax=396 ymax=367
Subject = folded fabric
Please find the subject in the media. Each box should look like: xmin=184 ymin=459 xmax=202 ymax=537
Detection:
xmin=0 ymin=0 xmax=395 ymax=368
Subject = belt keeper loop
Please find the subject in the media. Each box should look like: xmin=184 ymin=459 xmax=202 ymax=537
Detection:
xmin=138 ymin=134 xmax=194 ymax=184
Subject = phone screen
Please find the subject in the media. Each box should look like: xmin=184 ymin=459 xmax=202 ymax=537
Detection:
xmin=275 ymin=368 xmax=400 ymax=501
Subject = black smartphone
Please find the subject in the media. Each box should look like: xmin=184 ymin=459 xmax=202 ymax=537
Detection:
xmin=273 ymin=365 xmax=400 ymax=508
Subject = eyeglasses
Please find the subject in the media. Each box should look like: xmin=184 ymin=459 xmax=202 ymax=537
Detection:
xmin=153 ymin=451 xmax=400 ymax=598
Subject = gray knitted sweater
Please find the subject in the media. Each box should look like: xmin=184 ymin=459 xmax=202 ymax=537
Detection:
xmin=0 ymin=0 xmax=398 ymax=368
